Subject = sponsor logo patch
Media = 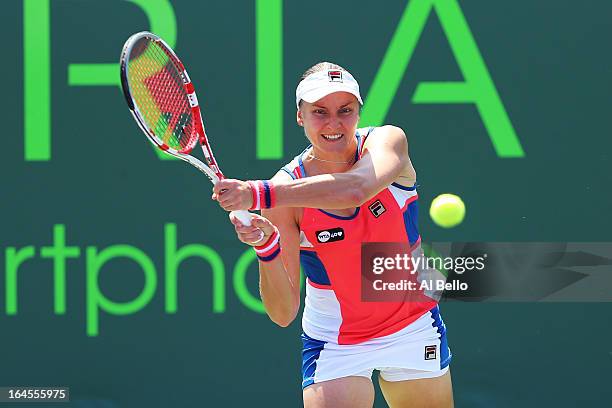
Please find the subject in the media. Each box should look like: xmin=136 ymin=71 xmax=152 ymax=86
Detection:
xmin=368 ymin=200 xmax=386 ymax=218
xmin=328 ymin=70 xmax=343 ymax=82
xmin=316 ymin=228 xmax=345 ymax=243
xmin=424 ymin=345 xmax=437 ymax=360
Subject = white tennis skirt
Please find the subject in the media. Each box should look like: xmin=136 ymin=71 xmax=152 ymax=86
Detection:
xmin=301 ymin=305 xmax=451 ymax=388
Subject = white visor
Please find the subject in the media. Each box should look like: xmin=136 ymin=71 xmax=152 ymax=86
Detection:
xmin=295 ymin=69 xmax=363 ymax=109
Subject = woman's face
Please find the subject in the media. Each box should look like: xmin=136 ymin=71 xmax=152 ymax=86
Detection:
xmin=297 ymin=91 xmax=360 ymax=157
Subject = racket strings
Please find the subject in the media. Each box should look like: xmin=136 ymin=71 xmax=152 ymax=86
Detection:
xmin=127 ymin=38 xmax=196 ymax=152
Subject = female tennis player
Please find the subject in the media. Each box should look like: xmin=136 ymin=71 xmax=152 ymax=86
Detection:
xmin=212 ymin=62 xmax=454 ymax=408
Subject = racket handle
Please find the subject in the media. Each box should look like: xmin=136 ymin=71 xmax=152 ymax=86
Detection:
xmin=231 ymin=210 xmax=253 ymax=226
xmin=230 ymin=210 xmax=265 ymax=244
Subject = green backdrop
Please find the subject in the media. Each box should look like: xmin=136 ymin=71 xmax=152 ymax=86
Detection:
xmin=2 ymin=0 xmax=611 ymax=406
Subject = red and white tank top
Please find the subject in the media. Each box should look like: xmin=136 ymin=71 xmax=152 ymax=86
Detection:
xmin=281 ymin=127 xmax=437 ymax=345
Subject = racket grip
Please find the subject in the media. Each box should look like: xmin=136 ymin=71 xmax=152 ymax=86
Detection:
xmin=231 ymin=210 xmax=253 ymax=226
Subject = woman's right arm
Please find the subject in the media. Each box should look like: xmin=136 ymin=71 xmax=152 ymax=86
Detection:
xmin=230 ymin=172 xmax=302 ymax=327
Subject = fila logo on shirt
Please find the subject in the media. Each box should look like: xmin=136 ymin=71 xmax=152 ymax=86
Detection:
xmin=328 ymin=70 xmax=343 ymax=82
xmin=424 ymin=345 xmax=437 ymax=360
xmin=316 ymin=228 xmax=345 ymax=243
xmin=368 ymin=200 xmax=386 ymax=218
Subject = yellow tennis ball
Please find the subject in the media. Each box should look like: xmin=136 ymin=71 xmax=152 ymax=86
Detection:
xmin=430 ymin=194 xmax=465 ymax=228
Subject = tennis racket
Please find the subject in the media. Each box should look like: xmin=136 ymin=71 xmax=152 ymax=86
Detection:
xmin=119 ymin=31 xmax=253 ymax=226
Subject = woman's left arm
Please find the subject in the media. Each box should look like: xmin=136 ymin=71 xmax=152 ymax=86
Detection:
xmin=214 ymin=125 xmax=412 ymax=210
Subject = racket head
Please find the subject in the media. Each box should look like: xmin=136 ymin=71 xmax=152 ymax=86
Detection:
xmin=120 ymin=31 xmax=200 ymax=156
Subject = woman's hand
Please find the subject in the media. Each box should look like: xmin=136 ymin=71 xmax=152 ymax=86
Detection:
xmin=229 ymin=211 xmax=277 ymax=246
xmin=212 ymin=179 xmax=253 ymax=211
